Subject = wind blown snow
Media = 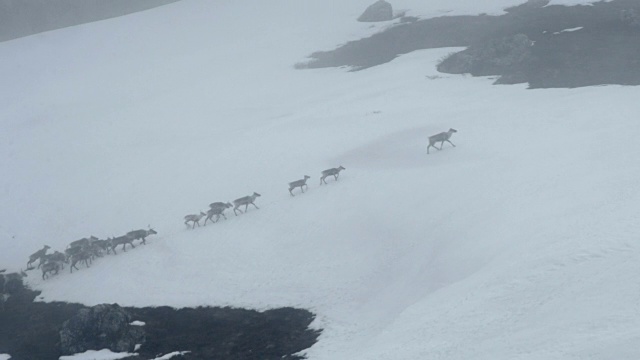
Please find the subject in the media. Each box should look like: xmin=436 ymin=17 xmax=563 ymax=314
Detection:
xmin=1 ymin=1 xmax=639 ymax=360
xmin=554 ymin=26 xmax=584 ymax=34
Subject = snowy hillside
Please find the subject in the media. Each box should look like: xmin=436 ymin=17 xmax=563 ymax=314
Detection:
xmin=1 ymin=0 xmax=639 ymax=359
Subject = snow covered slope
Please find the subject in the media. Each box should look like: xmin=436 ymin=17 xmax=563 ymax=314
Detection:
xmin=1 ymin=0 xmax=638 ymax=359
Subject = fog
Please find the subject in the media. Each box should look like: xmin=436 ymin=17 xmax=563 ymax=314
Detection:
xmin=2 ymin=0 xmax=640 ymax=359
xmin=0 ymin=0 xmax=179 ymax=42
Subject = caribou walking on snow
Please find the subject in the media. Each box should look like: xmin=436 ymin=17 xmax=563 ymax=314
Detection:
xmin=205 ymin=202 xmax=233 ymax=224
xmin=27 ymin=245 xmax=50 ymax=269
xmin=320 ymin=166 xmax=346 ymax=185
xmin=109 ymin=235 xmax=136 ymax=254
xmin=126 ymin=228 xmax=157 ymax=244
xmin=184 ymin=212 xmax=207 ymax=229
xmin=289 ymin=176 xmax=311 ymax=196
xmin=42 ymin=261 xmax=62 ymax=279
xmin=233 ymin=192 xmax=261 ymax=215
xmin=427 ymin=128 xmax=457 ymax=154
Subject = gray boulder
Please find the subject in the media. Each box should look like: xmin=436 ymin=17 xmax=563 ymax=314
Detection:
xmin=358 ymin=0 xmax=393 ymax=22
xmin=59 ymin=303 xmax=145 ymax=355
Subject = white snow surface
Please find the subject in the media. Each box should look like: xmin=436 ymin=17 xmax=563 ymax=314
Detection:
xmin=0 ymin=354 xmax=10 ymax=360
xmin=59 ymin=349 xmax=136 ymax=360
xmin=1 ymin=0 xmax=639 ymax=359
xmin=152 ymin=352 xmax=190 ymax=360
xmin=350 ymin=0 xmax=610 ymax=18
xmin=554 ymin=26 xmax=584 ymax=34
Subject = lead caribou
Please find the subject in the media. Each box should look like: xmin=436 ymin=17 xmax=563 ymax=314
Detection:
xmin=427 ymin=128 xmax=457 ymax=154
xmin=320 ymin=166 xmax=346 ymax=185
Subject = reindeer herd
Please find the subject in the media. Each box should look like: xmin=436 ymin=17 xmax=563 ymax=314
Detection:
xmin=182 ymin=166 xmax=347 ymax=229
xmin=26 ymin=166 xmax=347 ymax=280
xmin=21 ymin=128 xmax=457 ymax=282
xmin=26 ymin=228 xmax=158 ymax=280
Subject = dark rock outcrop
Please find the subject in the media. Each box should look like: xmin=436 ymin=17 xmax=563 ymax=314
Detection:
xmin=1 ymin=271 xmax=27 ymax=295
xmin=59 ymin=304 xmax=145 ymax=355
xmin=1 ymin=279 xmax=320 ymax=360
xmin=1 ymin=271 xmax=28 ymax=311
xmin=132 ymin=306 xmax=320 ymax=360
xmin=437 ymin=33 xmax=533 ymax=84
xmin=300 ymin=0 xmax=640 ymax=88
xmin=620 ymin=8 xmax=640 ymax=27
xmin=358 ymin=0 xmax=393 ymax=22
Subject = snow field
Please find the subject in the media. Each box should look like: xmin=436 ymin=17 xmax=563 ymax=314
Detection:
xmin=1 ymin=0 xmax=639 ymax=359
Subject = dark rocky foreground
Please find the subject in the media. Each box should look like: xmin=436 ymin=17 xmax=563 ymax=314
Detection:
xmin=298 ymin=0 xmax=640 ymax=89
xmin=0 ymin=274 xmax=320 ymax=360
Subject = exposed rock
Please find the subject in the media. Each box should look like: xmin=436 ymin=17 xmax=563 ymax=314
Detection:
xmin=301 ymin=0 xmax=640 ymax=88
xmin=2 ymin=285 xmax=319 ymax=360
xmin=132 ymin=306 xmax=320 ymax=360
xmin=437 ymin=33 xmax=533 ymax=83
xmin=1 ymin=272 xmax=27 ymax=295
xmin=1 ymin=271 xmax=28 ymax=310
xmin=59 ymin=304 xmax=145 ymax=355
xmin=620 ymin=9 xmax=640 ymax=28
xmin=0 ymin=272 xmax=26 ymax=311
xmin=358 ymin=0 xmax=393 ymax=22
xmin=2 ymin=279 xmax=319 ymax=360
